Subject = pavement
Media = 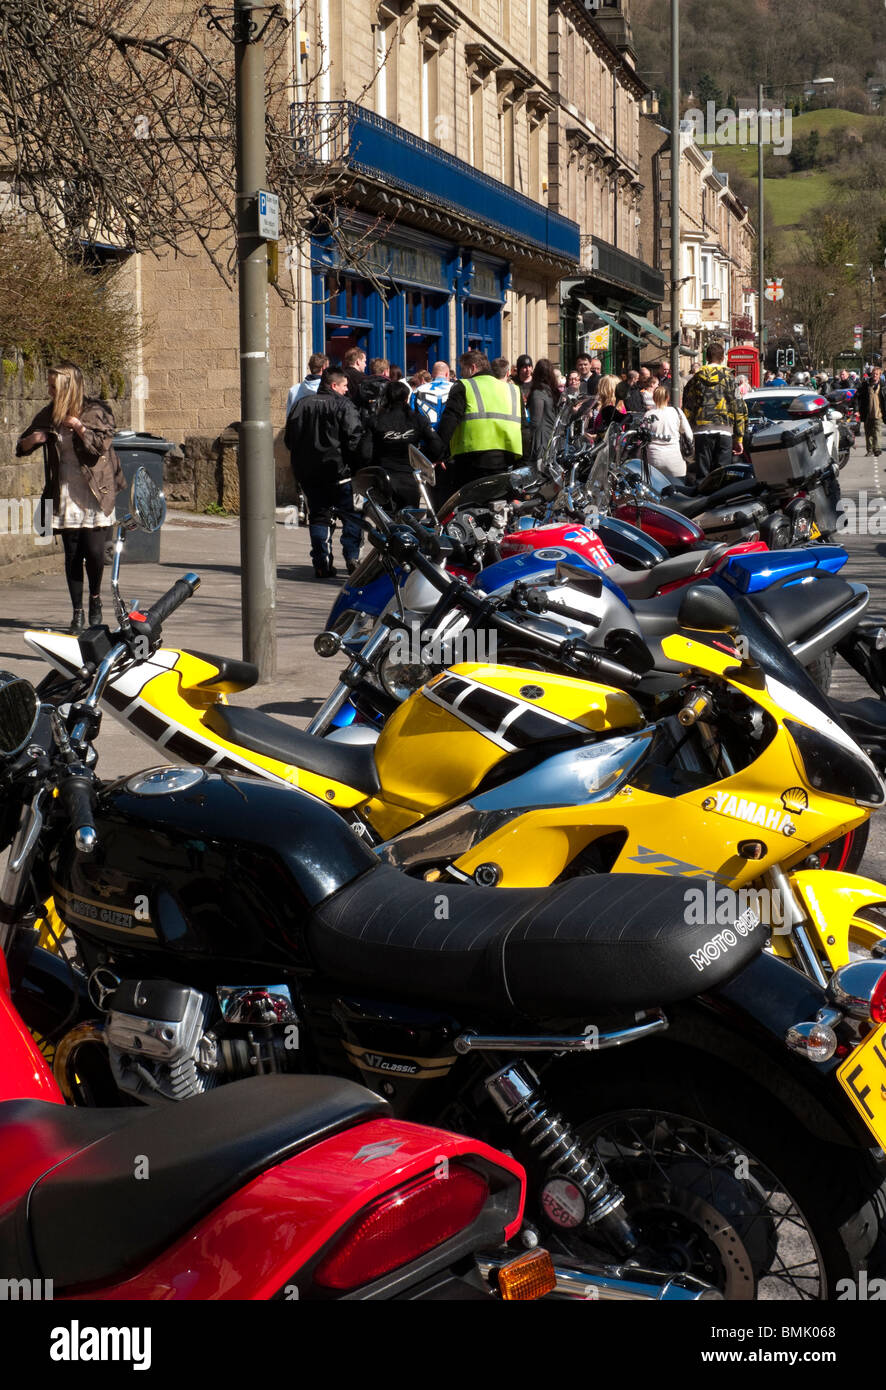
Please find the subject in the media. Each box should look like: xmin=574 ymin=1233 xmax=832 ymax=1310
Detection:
xmin=1 ymin=435 xmax=886 ymax=875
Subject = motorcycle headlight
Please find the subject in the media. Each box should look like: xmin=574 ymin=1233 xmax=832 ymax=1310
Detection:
xmin=786 ymin=719 xmax=886 ymax=807
xmin=379 ymin=651 xmax=434 ymax=702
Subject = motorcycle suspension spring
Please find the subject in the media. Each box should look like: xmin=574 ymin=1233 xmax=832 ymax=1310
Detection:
xmin=485 ymin=1062 xmax=638 ymax=1252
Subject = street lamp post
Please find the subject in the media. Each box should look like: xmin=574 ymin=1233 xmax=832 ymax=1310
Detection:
xmin=234 ymin=0 xmax=277 ymax=681
xmin=757 ymin=82 xmax=765 ymax=375
xmin=756 ymin=77 xmax=832 ymax=378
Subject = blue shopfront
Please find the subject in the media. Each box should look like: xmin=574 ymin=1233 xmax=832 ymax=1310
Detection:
xmin=311 ymin=229 xmax=508 ymax=372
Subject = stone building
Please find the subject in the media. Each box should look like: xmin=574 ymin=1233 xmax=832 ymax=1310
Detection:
xmin=128 ymin=0 xmax=580 ymax=453
xmin=638 ymin=110 xmax=756 ymax=368
xmin=548 ymin=0 xmax=665 ymax=374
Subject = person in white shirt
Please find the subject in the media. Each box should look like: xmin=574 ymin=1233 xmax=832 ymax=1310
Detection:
xmin=642 ymin=385 xmax=694 ymax=480
xmin=286 ymin=353 xmax=329 ymax=420
xmin=412 ymin=361 xmax=452 ymax=428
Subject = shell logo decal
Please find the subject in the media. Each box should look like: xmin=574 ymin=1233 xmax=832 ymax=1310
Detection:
xmin=781 ymin=787 xmax=809 ymax=815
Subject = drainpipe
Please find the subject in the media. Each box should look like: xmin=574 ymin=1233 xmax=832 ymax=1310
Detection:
xmin=612 ymin=66 xmax=618 ymax=245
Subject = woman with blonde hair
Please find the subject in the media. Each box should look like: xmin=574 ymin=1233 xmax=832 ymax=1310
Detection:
xmin=17 ymin=361 xmax=125 ymax=633
xmin=588 ymin=373 xmax=627 ymax=438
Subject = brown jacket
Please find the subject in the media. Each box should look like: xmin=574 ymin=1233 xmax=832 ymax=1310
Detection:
xmin=16 ymin=398 xmax=125 ymax=516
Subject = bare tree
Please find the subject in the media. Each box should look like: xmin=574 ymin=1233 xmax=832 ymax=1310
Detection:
xmin=0 ymin=0 xmax=391 ymax=295
xmin=783 ymin=264 xmax=853 ymax=371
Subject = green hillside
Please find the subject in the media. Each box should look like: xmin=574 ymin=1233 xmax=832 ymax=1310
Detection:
xmin=697 ymin=110 xmax=876 ymax=233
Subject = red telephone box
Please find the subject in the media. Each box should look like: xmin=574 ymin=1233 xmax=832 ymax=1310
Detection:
xmin=727 ymin=346 xmax=760 ymax=388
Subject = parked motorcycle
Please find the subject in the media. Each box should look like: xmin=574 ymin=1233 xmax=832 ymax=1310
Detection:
xmin=27 ymin=488 xmax=886 ymax=981
xmin=5 ymin=657 xmax=886 ymax=1300
xmin=0 ymin=796 xmax=553 ymax=1303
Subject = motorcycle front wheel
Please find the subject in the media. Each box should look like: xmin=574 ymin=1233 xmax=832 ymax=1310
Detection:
xmin=558 ymin=1061 xmax=885 ymax=1300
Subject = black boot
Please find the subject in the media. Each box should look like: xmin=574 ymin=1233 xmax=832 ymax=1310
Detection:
xmin=88 ymin=595 xmax=103 ymax=626
xmin=68 ymin=608 xmax=85 ymax=635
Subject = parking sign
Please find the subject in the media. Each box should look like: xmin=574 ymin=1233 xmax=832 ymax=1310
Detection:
xmin=257 ymin=190 xmax=280 ymax=240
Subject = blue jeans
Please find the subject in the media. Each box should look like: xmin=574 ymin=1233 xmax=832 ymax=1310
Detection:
xmin=301 ymin=478 xmax=362 ymax=567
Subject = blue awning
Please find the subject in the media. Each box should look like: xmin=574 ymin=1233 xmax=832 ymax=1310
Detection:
xmin=293 ymin=103 xmax=580 ymax=264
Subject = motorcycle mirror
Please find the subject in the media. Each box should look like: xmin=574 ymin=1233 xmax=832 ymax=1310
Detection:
xmin=407 ymin=446 xmax=436 ymax=488
xmin=350 ymin=467 xmax=393 ymax=500
xmin=677 ymin=584 xmax=742 ymax=635
xmin=554 ymin=561 xmax=603 ymax=599
xmin=0 ymin=675 xmax=39 ymax=756
xmin=129 ymin=468 xmax=167 ymax=534
xmin=603 ymin=627 xmax=656 ymax=675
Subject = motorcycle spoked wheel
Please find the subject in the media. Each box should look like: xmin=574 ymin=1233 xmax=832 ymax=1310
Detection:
xmin=553 ymin=1066 xmax=885 ymax=1300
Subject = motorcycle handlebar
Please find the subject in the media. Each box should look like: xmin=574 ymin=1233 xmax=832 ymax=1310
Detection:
xmin=132 ymin=573 xmax=201 ymax=644
xmin=58 ymin=767 xmax=98 ymax=853
xmin=569 ymin=647 xmax=642 ymax=690
xmin=380 ymin=523 xmax=645 ymax=690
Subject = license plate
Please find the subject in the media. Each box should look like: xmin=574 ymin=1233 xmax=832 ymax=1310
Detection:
xmin=837 ymin=1022 xmax=886 ymax=1147
xmin=809 ymin=522 xmax=821 ymax=539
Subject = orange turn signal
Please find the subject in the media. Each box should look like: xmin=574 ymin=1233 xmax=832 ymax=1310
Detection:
xmin=497 ymin=1248 xmax=557 ymax=1301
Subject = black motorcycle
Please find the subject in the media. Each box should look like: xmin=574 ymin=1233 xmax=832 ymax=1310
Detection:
xmin=4 ymin=576 xmax=886 ymax=1297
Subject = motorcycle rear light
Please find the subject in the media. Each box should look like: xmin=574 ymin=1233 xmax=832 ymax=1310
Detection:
xmin=827 ymin=961 xmax=886 ymax=1022
xmin=313 ymin=1164 xmax=490 ymax=1290
xmin=497 ymin=1249 xmax=557 ymax=1301
xmin=872 ymin=971 xmax=886 ymax=1025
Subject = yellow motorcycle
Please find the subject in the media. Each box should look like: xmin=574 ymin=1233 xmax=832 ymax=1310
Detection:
xmin=28 ymin=562 xmax=886 ymax=987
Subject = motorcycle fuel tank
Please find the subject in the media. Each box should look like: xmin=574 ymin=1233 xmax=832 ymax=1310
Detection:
xmin=369 ymin=662 xmax=644 ymax=818
xmin=613 ymin=501 xmax=705 ymax=553
xmin=51 ymin=769 xmax=377 ymax=968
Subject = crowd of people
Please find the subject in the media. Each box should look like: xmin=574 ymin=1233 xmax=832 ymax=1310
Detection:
xmin=283 ymin=346 xmax=693 ymax=578
xmin=283 ymin=340 xmax=884 ymax=578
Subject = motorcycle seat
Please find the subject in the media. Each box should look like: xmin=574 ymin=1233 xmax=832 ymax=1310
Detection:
xmin=752 ymin=573 xmax=858 ymax=645
xmin=662 ymin=478 xmax=765 ymax=519
xmin=309 ymin=864 xmax=763 ymax=1020
xmin=205 ymin=704 xmax=381 ymax=794
xmin=188 ymin=649 xmax=260 ymax=694
xmin=0 ymin=1075 xmax=387 ymax=1291
xmin=607 ymin=545 xmax=730 ymax=601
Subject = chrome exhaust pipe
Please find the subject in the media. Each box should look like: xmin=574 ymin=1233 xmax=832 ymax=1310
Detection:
xmin=476 ymin=1254 xmax=721 ymax=1301
xmin=53 ymin=1020 xmax=107 ymax=1102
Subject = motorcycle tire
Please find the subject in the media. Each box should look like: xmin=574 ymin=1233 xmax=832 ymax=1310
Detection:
xmin=556 ymin=1052 xmax=886 ymax=1300
xmin=815 ymin=818 xmax=870 ymax=875
xmin=806 ymin=647 xmax=835 ymax=694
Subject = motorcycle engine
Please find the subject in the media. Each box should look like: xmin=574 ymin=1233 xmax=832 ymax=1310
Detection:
xmin=101 ymin=978 xmax=301 ymax=1104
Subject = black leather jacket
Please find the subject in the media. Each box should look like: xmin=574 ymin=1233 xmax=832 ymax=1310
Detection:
xmin=284 ymin=385 xmax=364 ymax=483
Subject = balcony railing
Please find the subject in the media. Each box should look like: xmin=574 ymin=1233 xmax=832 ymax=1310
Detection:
xmin=291 ymin=101 xmax=580 ymax=262
xmin=587 ymin=236 xmax=664 ymax=302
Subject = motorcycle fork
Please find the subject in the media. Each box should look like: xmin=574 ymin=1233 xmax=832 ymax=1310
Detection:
xmin=0 ymin=791 xmax=47 ymax=956
xmin=764 ymin=864 xmax=829 ymax=988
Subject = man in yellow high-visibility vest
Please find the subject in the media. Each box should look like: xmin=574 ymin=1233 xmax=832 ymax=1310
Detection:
xmin=437 ymin=349 xmax=526 ymax=495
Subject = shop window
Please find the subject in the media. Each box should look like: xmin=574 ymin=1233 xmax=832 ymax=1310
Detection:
xmin=463 ymin=299 xmax=501 ymax=358
xmin=406 ymin=289 xmax=447 ymax=373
